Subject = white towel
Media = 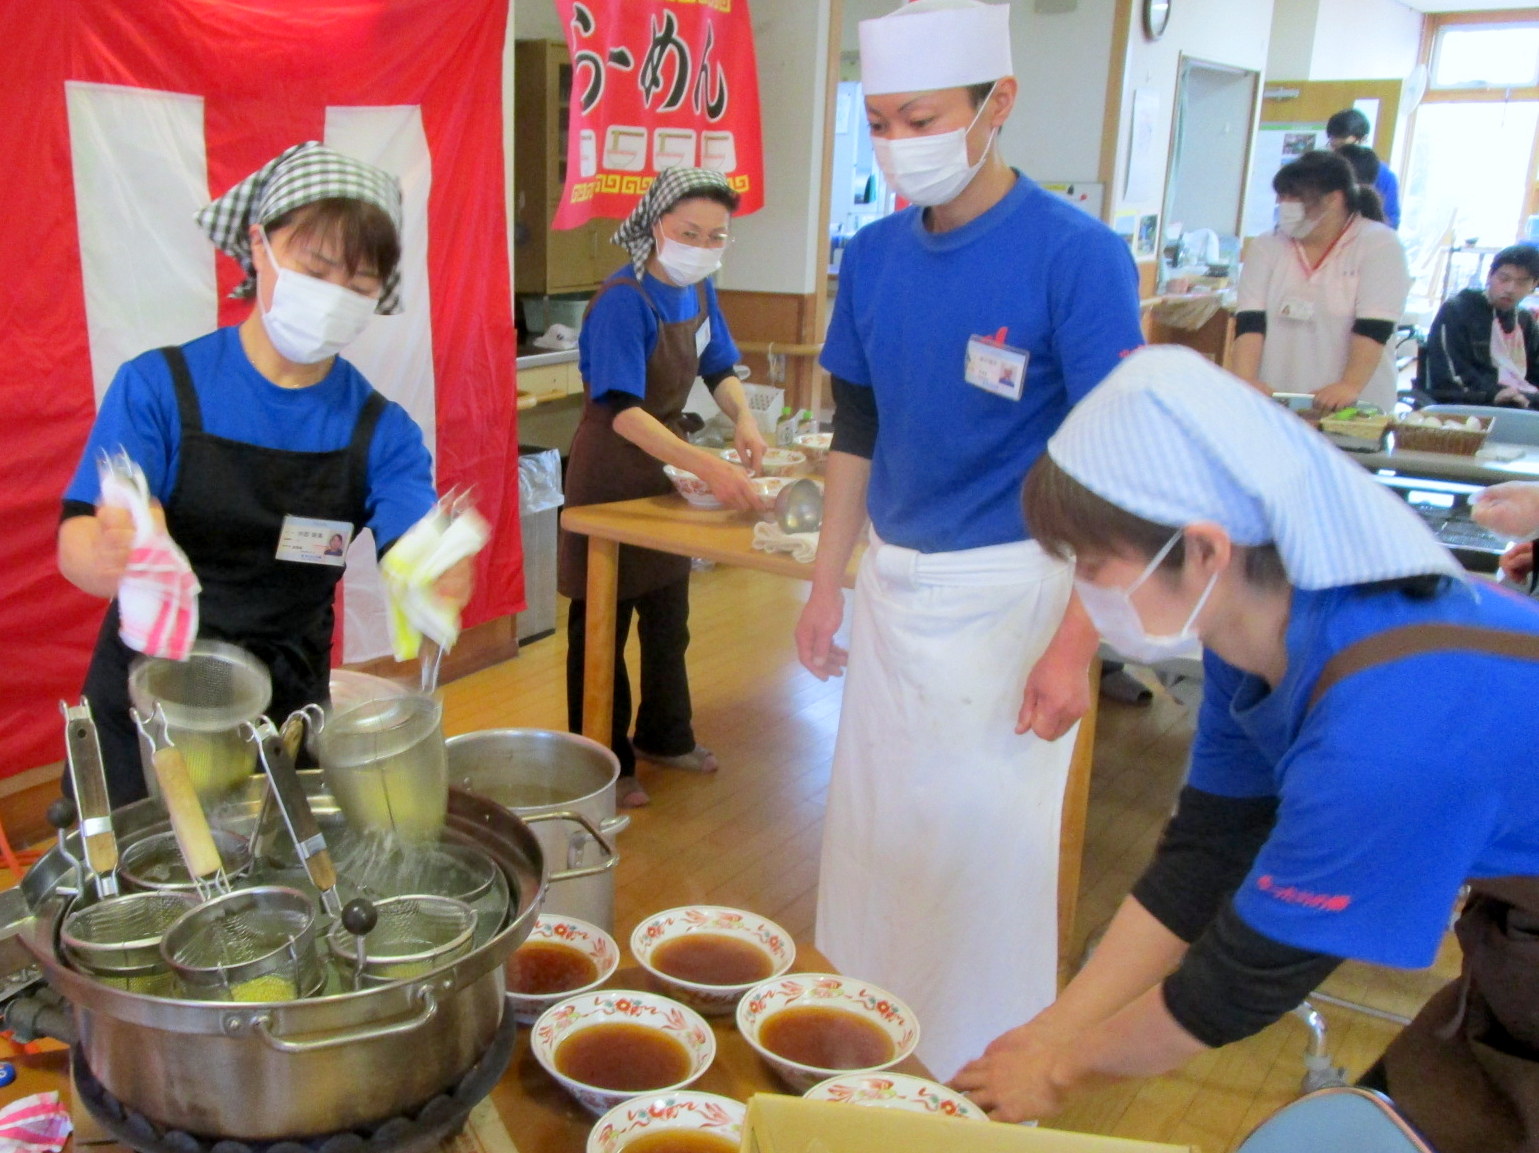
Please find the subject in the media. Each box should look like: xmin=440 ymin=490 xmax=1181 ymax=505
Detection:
xmin=98 ymin=451 xmax=200 ymax=660
xmin=380 ymin=496 xmax=491 ymax=660
xmin=752 ymin=521 xmax=819 ymax=563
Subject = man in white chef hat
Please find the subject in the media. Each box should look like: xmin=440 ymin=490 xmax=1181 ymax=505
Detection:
xmin=797 ymin=0 xmax=1145 ymax=1078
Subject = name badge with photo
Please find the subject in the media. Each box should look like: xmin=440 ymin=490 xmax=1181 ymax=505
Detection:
xmin=276 ymin=516 xmax=354 ymax=567
xmin=695 ymin=316 xmax=712 ymax=357
xmin=964 ymin=332 xmax=1029 ymax=402
xmin=1278 ymin=298 xmax=1315 ymax=322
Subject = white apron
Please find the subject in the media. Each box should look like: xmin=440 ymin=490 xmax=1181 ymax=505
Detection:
xmin=815 ymin=531 xmax=1077 ymax=1080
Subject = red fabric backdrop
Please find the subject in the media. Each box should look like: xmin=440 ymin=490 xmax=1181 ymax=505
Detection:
xmin=0 ymin=0 xmax=521 ymax=778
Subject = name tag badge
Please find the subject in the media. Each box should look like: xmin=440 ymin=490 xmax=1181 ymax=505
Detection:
xmin=1278 ymin=298 xmax=1315 ymax=322
xmin=695 ymin=316 xmax=712 ymax=357
xmin=964 ymin=333 xmax=1029 ymax=401
xmin=276 ymin=516 xmax=353 ymax=567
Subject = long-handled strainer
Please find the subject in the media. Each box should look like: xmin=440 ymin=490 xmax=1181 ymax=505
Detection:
xmin=160 ymin=884 xmax=324 ymax=1002
xmin=61 ymin=889 xmax=197 ymax=995
xmin=132 ymin=706 xmax=233 ymax=902
xmin=326 ymin=893 xmax=475 ymax=988
xmin=249 ymin=717 xmax=343 ymax=919
xmin=61 ymin=698 xmax=119 ymax=899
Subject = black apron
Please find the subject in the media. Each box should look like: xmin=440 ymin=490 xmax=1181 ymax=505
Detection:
xmin=1306 ymin=622 xmax=1539 ymax=1153
xmin=81 ymin=345 xmax=384 ymax=806
xmin=558 ymin=277 xmax=707 ymax=602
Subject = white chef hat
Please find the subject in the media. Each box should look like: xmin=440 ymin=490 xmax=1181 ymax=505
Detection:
xmin=1045 ymin=346 xmax=1465 ymax=590
xmin=859 ymin=0 xmax=1014 ymax=97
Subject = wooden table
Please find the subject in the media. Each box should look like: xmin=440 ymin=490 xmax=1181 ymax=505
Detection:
xmin=493 ymin=943 xmax=931 ymax=1153
xmin=559 ymin=495 xmax=1100 ymax=961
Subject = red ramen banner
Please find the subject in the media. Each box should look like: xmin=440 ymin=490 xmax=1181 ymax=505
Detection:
xmin=552 ymin=0 xmax=765 ymax=227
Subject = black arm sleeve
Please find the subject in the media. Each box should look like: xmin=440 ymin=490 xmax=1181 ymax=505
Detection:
xmin=1130 ymin=786 xmax=1279 ymax=944
xmin=1161 ymin=903 xmax=1344 ymax=1048
xmin=1351 ymin=318 xmax=1396 ymax=345
xmin=830 ymin=376 xmax=877 ymax=460
xmin=598 ymin=391 xmax=644 ymax=414
xmin=1234 ymin=311 xmax=1267 ymax=337
xmin=702 ymin=368 xmax=734 ymax=393
xmin=61 ymin=499 xmax=95 ymax=523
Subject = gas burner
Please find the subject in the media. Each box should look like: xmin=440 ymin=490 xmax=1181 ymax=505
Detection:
xmin=72 ymin=1008 xmax=517 ymax=1153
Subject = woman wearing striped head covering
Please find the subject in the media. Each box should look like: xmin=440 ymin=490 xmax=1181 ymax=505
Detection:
xmin=58 ymin=142 xmax=467 ymax=805
xmin=953 ymin=345 xmax=1539 ymax=1153
xmin=557 ymin=166 xmax=764 ymax=807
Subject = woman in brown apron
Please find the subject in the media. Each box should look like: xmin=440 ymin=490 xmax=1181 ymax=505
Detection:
xmin=947 ymin=346 xmax=1539 ymax=1153
xmin=558 ymin=167 xmax=766 ymax=808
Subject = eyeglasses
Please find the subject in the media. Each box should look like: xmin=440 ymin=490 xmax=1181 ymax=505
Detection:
xmin=661 ymin=224 xmax=732 ymax=249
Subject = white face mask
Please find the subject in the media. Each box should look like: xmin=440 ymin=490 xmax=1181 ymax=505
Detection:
xmin=1275 ymin=201 xmax=1319 ymax=241
xmin=871 ymin=85 xmax=997 ymax=208
xmin=653 ymin=234 xmax=724 ymax=286
xmin=258 ymin=230 xmax=379 ymax=365
xmin=1073 ymin=531 xmax=1216 ymax=665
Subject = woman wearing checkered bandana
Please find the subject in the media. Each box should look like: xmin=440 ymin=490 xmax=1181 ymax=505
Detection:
xmin=58 ymin=142 xmax=469 ymax=805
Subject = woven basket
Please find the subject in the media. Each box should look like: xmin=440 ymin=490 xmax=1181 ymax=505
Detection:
xmin=1317 ymin=412 xmax=1391 ymax=452
xmin=1393 ymin=417 xmax=1491 ymax=456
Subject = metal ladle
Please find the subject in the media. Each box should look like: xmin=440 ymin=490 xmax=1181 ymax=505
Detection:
xmin=774 ymin=478 xmax=823 ymax=534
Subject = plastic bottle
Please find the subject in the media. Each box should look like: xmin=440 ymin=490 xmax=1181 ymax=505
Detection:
xmin=776 ymin=404 xmax=797 ymax=447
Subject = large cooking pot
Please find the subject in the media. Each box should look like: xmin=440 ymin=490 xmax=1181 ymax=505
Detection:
xmin=446 ymin=730 xmax=626 ymax=931
xmin=15 ymin=773 xmax=600 ymax=1140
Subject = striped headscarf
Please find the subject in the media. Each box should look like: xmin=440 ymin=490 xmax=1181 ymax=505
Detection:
xmin=195 ymin=142 xmax=405 ymax=314
xmin=611 ymin=166 xmax=735 ymax=279
xmin=1047 ymin=345 xmax=1465 ymax=590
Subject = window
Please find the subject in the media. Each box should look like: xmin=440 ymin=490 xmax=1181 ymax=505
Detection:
xmin=1431 ymin=24 xmax=1539 ymax=90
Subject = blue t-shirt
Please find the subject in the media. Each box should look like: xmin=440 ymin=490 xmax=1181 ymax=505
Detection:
xmin=63 ymin=326 xmax=436 ymax=551
xmin=820 ymin=173 xmax=1143 ymax=554
xmin=1374 ymin=165 xmax=1401 ymax=230
xmin=578 ymin=268 xmax=739 ymax=402
xmin=1194 ymin=581 xmax=1539 ymax=967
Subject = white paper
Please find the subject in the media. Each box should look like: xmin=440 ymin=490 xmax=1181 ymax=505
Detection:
xmin=1124 ymin=87 xmax=1162 ymax=206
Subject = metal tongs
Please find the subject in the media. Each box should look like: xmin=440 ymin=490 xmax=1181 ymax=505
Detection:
xmin=248 ymin=717 xmax=343 ymax=918
xmin=61 ymin=698 xmax=119 ymax=900
xmin=132 ymin=705 xmax=232 ymax=901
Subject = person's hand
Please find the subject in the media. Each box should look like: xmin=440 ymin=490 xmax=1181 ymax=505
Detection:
xmin=695 ymin=455 xmax=760 ymax=511
xmin=795 ymin=584 xmax=848 ymax=680
xmin=1494 ymin=387 xmax=1532 ymax=409
xmin=92 ymin=505 xmax=137 ymax=588
xmin=432 ymin=556 xmax=475 ymax=608
xmin=1474 ymin=482 xmax=1539 ymax=540
xmin=1312 ymin=381 xmax=1361 ymax=413
xmin=733 ymin=417 xmax=768 ymax=477
xmin=1017 ymin=642 xmax=1091 ymax=740
xmin=951 ymin=1022 xmax=1072 ymax=1124
xmin=1500 ymin=541 xmax=1535 ymax=585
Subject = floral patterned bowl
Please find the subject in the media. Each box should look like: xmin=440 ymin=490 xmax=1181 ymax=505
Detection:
xmin=586 ymin=1090 xmax=746 ymax=1153
xmin=630 ymin=905 xmax=796 ymax=1016
xmin=507 ymin=914 xmax=620 ymax=1024
xmin=663 ymin=465 xmax=725 ymax=510
xmin=736 ymin=973 xmax=920 ymax=1092
xmin=804 ymin=1072 xmax=987 ymax=1121
xmin=793 ymin=432 xmax=832 ymax=469
xmin=532 ymin=990 xmax=716 ymax=1116
xmin=720 ymin=448 xmax=806 ymax=478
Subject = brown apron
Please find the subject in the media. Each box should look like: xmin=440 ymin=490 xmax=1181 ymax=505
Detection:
xmin=557 ymin=276 xmax=707 ymax=602
xmin=1308 ymin=622 xmax=1539 ymax=1153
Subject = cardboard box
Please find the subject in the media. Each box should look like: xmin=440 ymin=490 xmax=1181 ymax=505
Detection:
xmin=741 ymin=1095 xmax=1198 ymax=1153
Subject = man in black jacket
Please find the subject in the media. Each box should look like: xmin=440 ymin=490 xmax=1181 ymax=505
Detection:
xmin=1426 ymin=244 xmax=1539 ymax=406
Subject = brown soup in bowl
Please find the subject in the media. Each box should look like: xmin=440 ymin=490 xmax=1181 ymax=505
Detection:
xmin=511 ymin=940 xmax=599 ymax=996
xmin=555 ymin=1022 xmax=693 ymax=1091
xmin=651 ymin=932 xmax=775 ymax=986
xmin=758 ymin=1005 xmax=895 ymax=1070
xmin=623 ymin=1133 xmax=737 ymax=1153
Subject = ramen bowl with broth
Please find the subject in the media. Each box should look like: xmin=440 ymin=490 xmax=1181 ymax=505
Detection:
xmin=631 ymin=905 xmax=794 ymax=1015
xmin=587 ymin=1090 xmax=746 ymax=1153
xmin=533 ymin=990 xmax=715 ymax=1115
xmin=508 ymin=914 xmax=620 ymax=1023
xmin=737 ymin=973 xmax=918 ymax=1092
xmin=804 ymin=1072 xmax=987 ymax=1120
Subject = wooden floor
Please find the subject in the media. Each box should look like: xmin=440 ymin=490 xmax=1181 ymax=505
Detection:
xmin=443 ymin=562 xmax=1453 ymax=1152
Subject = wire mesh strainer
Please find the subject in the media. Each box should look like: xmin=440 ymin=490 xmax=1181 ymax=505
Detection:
xmin=327 ymin=894 xmax=475 ymax=987
xmin=161 ymin=885 xmax=323 ymax=1002
xmin=62 ymin=890 xmax=197 ymax=994
xmin=119 ymin=829 xmax=252 ymax=893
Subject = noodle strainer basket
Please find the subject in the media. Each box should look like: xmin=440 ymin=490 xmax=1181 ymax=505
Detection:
xmin=61 ymin=890 xmax=197 ymax=995
xmin=327 ymin=894 xmax=476 ymax=988
xmin=160 ymin=885 xmax=324 ymax=1002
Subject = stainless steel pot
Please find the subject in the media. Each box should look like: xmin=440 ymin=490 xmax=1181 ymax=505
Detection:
xmin=446 ymin=730 xmax=626 ymax=931
xmin=14 ymin=773 xmax=604 ymax=1140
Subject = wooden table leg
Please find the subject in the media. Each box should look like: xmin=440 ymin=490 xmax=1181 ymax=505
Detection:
xmin=1057 ymin=655 xmax=1101 ymax=974
xmin=581 ymin=537 xmax=620 ymax=748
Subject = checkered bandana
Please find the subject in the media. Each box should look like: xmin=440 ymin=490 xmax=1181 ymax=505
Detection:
xmin=612 ymin=166 xmax=735 ymax=279
xmin=195 ymin=142 xmax=405 ymax=314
